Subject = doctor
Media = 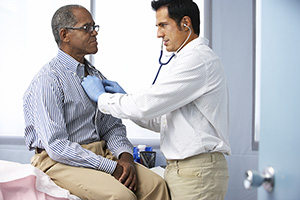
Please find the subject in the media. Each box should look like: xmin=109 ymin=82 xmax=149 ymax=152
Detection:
xmin=82 ymin=0 xmax=231 ymax=199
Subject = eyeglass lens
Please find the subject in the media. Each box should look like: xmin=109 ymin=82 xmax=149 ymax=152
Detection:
xmin=88 ymin=25 xmax=99 ymax=33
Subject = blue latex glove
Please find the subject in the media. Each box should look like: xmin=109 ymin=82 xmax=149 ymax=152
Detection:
xmin=103 ymin=79 xmax=126 ymax=94
xmin=81 ymin=75 xmax=105 ymax=102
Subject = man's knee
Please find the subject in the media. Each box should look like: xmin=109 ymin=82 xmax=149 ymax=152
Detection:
xmin=137 ymin=170 xmax=170 ymax=199
xmin=74 ymin=183 xmax=137 ymax=200
xmin=149 ymin=171 xmax=167 ymax=189
xmin=109 ymin=187 xmax=137 ymax=200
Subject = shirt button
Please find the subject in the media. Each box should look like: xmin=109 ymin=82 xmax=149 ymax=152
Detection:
xmin=163 ymin=120 xmax=167 ymax=126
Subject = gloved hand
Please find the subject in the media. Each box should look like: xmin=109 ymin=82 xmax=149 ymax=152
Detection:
xmin=81 ymin=75 xmax=105 ymax=102
xmin=103 ymin=79 xmax=126 ymax=94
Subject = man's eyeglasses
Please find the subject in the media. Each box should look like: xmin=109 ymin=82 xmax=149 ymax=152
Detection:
xmin=65 ymin=25 xmax=100 ymax=33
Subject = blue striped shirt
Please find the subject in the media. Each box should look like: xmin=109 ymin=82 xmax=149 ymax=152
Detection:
xmin=23 ymin=49 xmax=133 ymax=174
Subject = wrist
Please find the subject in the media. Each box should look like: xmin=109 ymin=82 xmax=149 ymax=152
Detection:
xmin=112 ymin=163 xmax=123 ymax=176
xmin=95 ymin=91 xmax=105 ymax=102
xmin=119 ymin=152 xmax=134 ymax=163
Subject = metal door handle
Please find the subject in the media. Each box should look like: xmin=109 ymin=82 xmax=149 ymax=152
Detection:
xmin=244 ymin=166 xmax=275 ymax=192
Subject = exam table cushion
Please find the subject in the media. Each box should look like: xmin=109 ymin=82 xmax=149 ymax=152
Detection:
xmin=0 ymin=160 xmax=80 ymax=200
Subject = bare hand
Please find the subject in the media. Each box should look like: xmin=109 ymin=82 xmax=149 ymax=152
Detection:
xmin=112 ymin=153 xmax=137 ymax=192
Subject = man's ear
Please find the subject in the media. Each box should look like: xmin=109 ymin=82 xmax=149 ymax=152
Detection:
xmin=59 ymin=28 xmax=70 ymax=43
xmin=181 ymin=16 xmax=192 ymax=31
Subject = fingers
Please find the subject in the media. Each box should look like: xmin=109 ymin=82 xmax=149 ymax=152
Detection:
xmin=102 ymin=79 xmax=115 ymax=86
xmin=118 ymin=164 xmax=129 ymax=183
xmin=82 ymin=75 xmax=101 ymax=85
xmin=81 ymin=75 xmax=106 ymax=102
xmin=121 ymin=168 xmax=137 ymax=192
xmin=104 ymin=86 xmax=115 ymax=93
xmin=118 ymin=161 xmax=137 ymax=192
xmin=127 ymin=170 xmax=137 ymax=191
xmin=102 ymin=80 xmax=117 ymax=93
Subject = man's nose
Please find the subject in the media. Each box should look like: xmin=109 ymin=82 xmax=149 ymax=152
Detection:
xmin=91 ymin=29 xmax=98 ymax=36
xmin=157 ymin=28 xmax=164 ymax=38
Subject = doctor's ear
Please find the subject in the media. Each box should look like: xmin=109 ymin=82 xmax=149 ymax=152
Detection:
xmin=181 ymin=16 xmax=192 ymax=31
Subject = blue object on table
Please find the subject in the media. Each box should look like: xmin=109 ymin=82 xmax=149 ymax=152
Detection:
xmin=133 ymin=146 xmax=154 ymax=164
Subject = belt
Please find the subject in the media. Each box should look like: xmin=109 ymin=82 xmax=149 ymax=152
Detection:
xmin=166 ymin=152 xmax=225 ymax=165
xmin=35 ymin=147 xmax=45 ymax=154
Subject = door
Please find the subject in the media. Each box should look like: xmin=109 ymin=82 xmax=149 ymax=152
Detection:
xmin=258 ymin=0 xmax=300 ymax=199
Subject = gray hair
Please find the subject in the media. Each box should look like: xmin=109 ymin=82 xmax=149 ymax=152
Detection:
xmin=51 ymin=4 xmax=84 ymax=46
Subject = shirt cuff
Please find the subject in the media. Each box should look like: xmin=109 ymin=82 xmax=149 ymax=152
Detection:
xmin=98 ymin=157 xmax=117 ymax=174
xmin=98 ymin=93 xmax=128 ymax=114
xmin=97 ymin=93 xmax=111 ymax=114
xmin=115 ymin=147 xmax=134 ymax=159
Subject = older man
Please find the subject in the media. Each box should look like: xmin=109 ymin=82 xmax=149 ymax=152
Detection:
xmin=23 ymin=4 xmax=170 ymax=200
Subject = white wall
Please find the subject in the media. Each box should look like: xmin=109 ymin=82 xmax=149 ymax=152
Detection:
xmin=0 ymin=0 xmax=203 ymax=140
xmin=211 ymin=1 xmax=258 ymax=200
xmin=0 ymin=0 xmax=90 ymax=136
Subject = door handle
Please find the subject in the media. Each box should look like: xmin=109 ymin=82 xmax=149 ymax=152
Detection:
xmin=244 ymin=166 xmax=275 ymax=192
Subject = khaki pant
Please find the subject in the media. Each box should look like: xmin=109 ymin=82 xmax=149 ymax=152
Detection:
xmin=165 ymin=152 xmax=229 ymax=200
xmin=31 ymin=141 xmax=170 ymax=200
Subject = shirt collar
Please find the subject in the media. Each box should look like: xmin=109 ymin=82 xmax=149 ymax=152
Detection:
xmin=57 ymin=49 xmax=85 ymax=78
xmin=176 ymin=37 xmax=209 ymax=57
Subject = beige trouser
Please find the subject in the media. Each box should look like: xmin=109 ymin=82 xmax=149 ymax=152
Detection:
xmin=31 ymin=141 xmax=170 ymax=200
xmin=165 ymin=152 xmax=229 ymax=200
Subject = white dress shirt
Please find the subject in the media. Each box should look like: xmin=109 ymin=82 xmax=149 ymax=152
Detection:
xmin=98 ymin=37 xmax=231 ymax=160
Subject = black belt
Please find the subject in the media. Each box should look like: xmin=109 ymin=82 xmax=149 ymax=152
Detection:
xmin=35 ymin=147 xmax=45 ymax=154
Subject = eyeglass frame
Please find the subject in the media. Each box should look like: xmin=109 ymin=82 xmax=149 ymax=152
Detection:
xmin=65 ymin=25 xmax=100 ymax=33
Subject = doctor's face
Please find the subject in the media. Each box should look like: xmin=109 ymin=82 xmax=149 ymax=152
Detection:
xmin=155 ymin=7 xmax=187 ymax=52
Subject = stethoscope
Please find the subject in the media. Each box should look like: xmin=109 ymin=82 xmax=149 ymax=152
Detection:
xmin=152 ymin=24 xmax=192 ymax=85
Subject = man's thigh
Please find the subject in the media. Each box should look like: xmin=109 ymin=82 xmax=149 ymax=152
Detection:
xmin=46 ymin=161 xmax=136 ymax=200
xmin=46 ymin=160 xmax=169 ymax=200
xmin=31 ymin=145 xmax=136 ymax=200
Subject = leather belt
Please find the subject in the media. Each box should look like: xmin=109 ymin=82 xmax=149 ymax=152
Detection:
xmin=35 ymin=147 xmax=45 ymax=154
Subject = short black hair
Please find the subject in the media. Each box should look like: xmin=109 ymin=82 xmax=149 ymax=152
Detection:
xmin=151 ymin=0 xmax=200 ymax=35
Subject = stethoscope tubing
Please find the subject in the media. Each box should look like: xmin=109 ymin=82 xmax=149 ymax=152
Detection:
xmin=152 ymin=51 xmax=175 ymax=85
xmin=152 ymin=25 xmax=191 ymax=85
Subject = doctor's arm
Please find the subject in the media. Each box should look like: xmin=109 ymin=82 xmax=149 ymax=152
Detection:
xmin=82 ymin=53 xmax=210 ymax=120
xmin=81 ymin=76 xmax=161 ymax=133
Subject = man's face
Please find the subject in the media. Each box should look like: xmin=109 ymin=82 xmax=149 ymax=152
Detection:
xmin=156 ymin=7 xmax=187 ymax=52
xmin=67 ymin=8 xmax=98 ymax=59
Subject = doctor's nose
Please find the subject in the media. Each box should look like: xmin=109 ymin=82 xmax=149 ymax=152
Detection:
xmin=157 ymin=28 xmax=164 ymax=38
